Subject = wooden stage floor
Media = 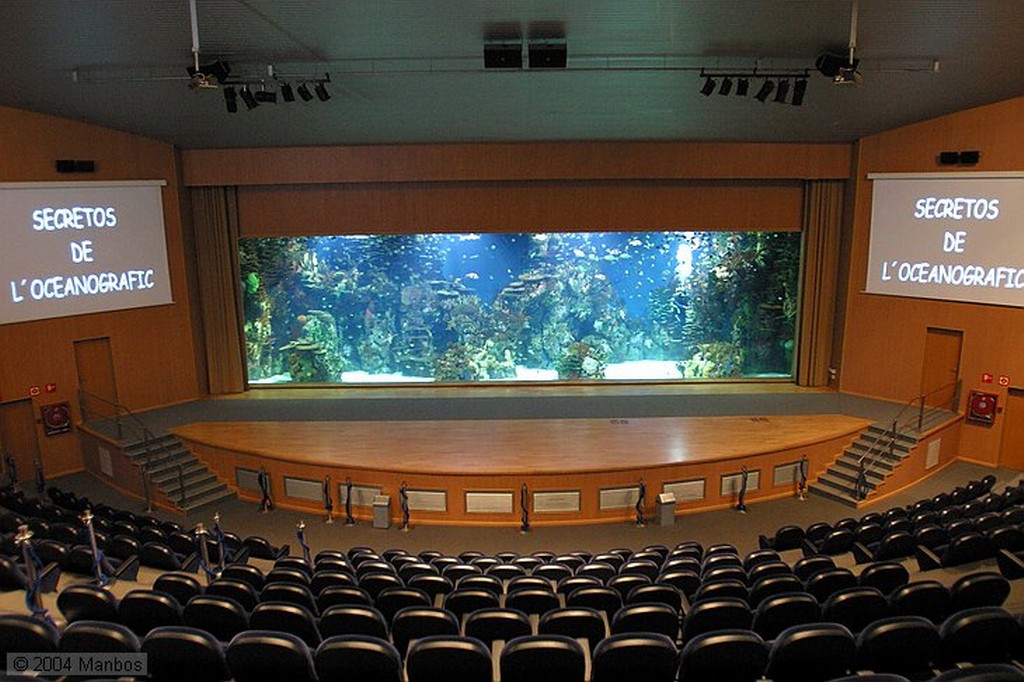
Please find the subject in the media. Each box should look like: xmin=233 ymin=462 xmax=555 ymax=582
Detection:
xmin=172 ymin=414 xmax=872 ymax=476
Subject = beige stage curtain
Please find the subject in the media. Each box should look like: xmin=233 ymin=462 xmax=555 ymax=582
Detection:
xmin=796 ymin=180 xmax=845 ymax=386
xmin=191 ymin=186 xmax=247 ymax=393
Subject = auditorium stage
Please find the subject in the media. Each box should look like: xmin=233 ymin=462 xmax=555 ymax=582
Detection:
xmin=78 ymin=384 xmax=918 ymax=525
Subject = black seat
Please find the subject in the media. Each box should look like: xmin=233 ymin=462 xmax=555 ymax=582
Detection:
xmin=0 ymin=613 xmax=59 ymax=670
xmin=222 ymin=563 xmax=266 ymax=592
xmin=793 ymin=555 xmax=836 ymax=581
xmin=747 ymin=560 xmax=792 ymax=585
xmin=60 ymin=619 xmax=141 ymax=653
xmin=566 ymin=585 xmax=622 ymax=617
xmin=391 ymin=606 xmax=460 ymax=658
xmin=607 ymin=573 xmax=652 ymax=600
xmin=260 ymin=581 xmax=319 ymax=615
xmin=118 ymin=589 xmax=183 ymax=636
xmin=889 ymin=580 xmax=950 ymax=624
xmin=317 ymin=584 xmax=372 ymax=611
xmin=487 ymin=562 xmax=527 ymax=581
xmin=506 ymin=575 xmax=551 ymax=594
xmin=915 ymin=532 xmax=994 ymax=571
xmin=456 ymin=573 xmax=504 ymax=596
xmin=855 ymin=615 xmax=940 ymax=679
xmin=315 ymin=634 xmax=403 ymax=682
xmin=408 ymin=573 xmax=454 ymax=600
xmin=679 ymin=629 xmax=768 ymax=682
xmin=153 ymin=571 xmax=203 ymax=606
xmin=693 ymin=577 xmax=748 ymax=603
xmin=405 ymin=634 xmax=492 ymax=682
xmin=226 ymin=630 xmax=317 ymax=682
xmin=249 ymin=601 xmax=322 ymax=648
xmin=267 ymin=566 xmax=312 ymax=587
xmin=611 ymin=602 xmax=679 ymax=640
xmin=56 ymin=583 xmax=119 ymax=623
xmin=318 ymin=604 xmax=389 ymax=640
xmin=465 ymin=607 xmax=532 ymax=645
xmin=359 ymin=571 xmax=403 ymax=600
xmin=242 ymin=535 xmax=288 ymax=561
xmin=375 ymin=586 xmax=432 ymax=624
xmin=682 ymin=597 xmax=752 ymax=641
xmin=743 ymin=549 xmax=781 ymax=572
xmin=948 ymin=571 xmax=1011 ymax=612
xmin=183 ymin=594 xmax=249 ymax=642
xmin=505 ymin=587 xmax=561 ymax=616
xmin=929 ymin=663 xmax=1024 ymax=680
xmin=858 ymin=561 xmax=909 ymax=596
xmin=443 ymin=588 xmax=500 ymax=621
xmin=938 ymin=606 xmax=1022 ymax=666
xmin=500 ymin=634 xmax=585 ymax=682
xmin=591 ymin=632 xmax=679 ymax=682
xmin=765 ymin=622 xmax=856 ymax=682
xmin=749 ymin=574 xmax=805 ymax=607
xmin=751 ymin=591 xmax=820 ymax=641
xmin=805 ymin=567 xmax=857 ymax=603
xmin=205 ymin=577 xmax=259 ymax=612
xmin=140 ymin=541 xmax=196 ymax=571
xmin=701 ymin=565 xmax=747 ymax=585
xmin=657 ymin=569 xmax=701 ymax=599
xmin=821 ymin=586 xmax=889 ymax=634
xmin=538 ymin=606 xmax=606 ymax=651
xmin=853 ymin=531 xmax=917 ymax=564
xmin=275 ymin=556 xmax=313 ymax=575
xmin=996 ymin=548 xmax=1024 ymax=580
xmin=142 ymin=625 xmax=230 ymax=682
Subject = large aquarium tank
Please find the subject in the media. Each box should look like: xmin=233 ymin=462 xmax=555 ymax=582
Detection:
xmin=240 ymin=231 xmax=801 ymax=384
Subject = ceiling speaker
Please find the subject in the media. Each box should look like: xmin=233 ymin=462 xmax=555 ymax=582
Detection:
xmin=484 ymin=43 xmax=522 ymax=69
xmin=528 ymin=42 xmax=567 ymax=69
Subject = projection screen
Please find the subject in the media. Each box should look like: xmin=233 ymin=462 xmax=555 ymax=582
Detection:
xmin=866 ymin=172 xmax=1024 ymax=308
xmin=0 ymin=181 xmax=173 ymax=325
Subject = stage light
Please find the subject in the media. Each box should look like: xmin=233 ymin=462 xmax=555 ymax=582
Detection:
xmin=314 ymin=81 xmax=331 ymax=101
xmin=297 ymin=83 xmax=313 ymax=101
xmin=700 ymin=76 xmax=716 ymax=96
xmin=239 ymin=85 xmax=258 ymax=110
xmin=754 ymin=79 xmax=774 ymax=102
xmin=280 ymin=82 xmax=295 ymax=102
xmin=791 ymin=78 xmax=807 ymax=106
xmin=773 ymin=79 xmax=790 ymax=103
xmin=223 ymin=86 xmax=237 ymax=113
xmin=718 ymin=77 xmax=733 ymax=96
xmin=735 ymin=78 xmax=750 ymax=96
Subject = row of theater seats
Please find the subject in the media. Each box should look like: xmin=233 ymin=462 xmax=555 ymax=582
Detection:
xmin=6 ymin=609 xmax=1024 ymax=681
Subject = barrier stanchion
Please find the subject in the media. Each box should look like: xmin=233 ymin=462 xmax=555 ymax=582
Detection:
xmin=520 ymin=483 xmax=530 ymax=534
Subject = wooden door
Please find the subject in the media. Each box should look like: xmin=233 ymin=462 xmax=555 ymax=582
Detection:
xmin=921 ymin=327 xmax=963 ymax=410
xmin=74 ymin=337 xmax=118 ymax=422
xmin=0 ymin=399 xmax=41 ymax=487
xmin=999 ymin=389 xmax=1024 ymax=471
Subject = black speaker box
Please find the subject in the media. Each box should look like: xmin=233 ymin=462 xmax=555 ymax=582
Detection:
xmin=938 ymin=151 xmax=961 ymax=165
xmin=484 ymin=43 xmax=522 ymax=69
xmin=528 ymin=43 xmax=567 ymax=69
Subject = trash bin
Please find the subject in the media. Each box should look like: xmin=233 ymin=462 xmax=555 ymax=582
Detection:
xmin=656 ymin=492 xmax=676 ymax=527
xmin=373 ymin=495 xmax=391 ymax=529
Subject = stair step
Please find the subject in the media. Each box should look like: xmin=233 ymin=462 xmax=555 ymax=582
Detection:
xmin=144 ymin=453 xmax=198 ymax=476
xmin=835 ymin=453 xmax=893 ymax=475
xmin=166 ymin=478 xmax=227 ymax=506
xmin=828 ymin=463 xmax=884 ymax=486
xmin=124 ymin=433 xmax=178 ymax=452
xmin=865 ymin=425 xmax=918 ymax=446
xmin=179 ymin=486 xmax=235 ymax=513
xmin=852 ymin=437 xmax=912 ymax=455
xmin=817 ymin=473 xmax=872 ymax=495
xmin=153 ymin=467 xmax=215 ymax=491
xmin=128 ymin=443 xmax=188 ymax=463
xmin=808 ymin=483 xmax=862 ymax=508
xmin=150 ymin=461 xmax=207 ymax=484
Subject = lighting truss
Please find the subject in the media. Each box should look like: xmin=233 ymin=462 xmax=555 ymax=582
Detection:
xmin=698 ymin=68 xmax=811 ymax=106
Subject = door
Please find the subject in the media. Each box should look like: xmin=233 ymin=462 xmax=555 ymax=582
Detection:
xmin=999 ymin=389 xmax=1024 ymax=470
xmin=74 ymin=337 xmax=118 ymax=422
xmin=0 ymin=399 xmax=41 ymax=487
xmin=921 ymin=327 xmax=963 ymax=410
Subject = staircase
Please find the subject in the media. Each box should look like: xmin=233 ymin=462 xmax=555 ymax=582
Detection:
xmin=809 ymin=407 xmax=957 ymax=507
xmin=125 ymin=434 xmax=234 ymax=513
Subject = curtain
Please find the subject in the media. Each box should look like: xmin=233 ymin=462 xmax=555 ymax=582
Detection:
xmin=191 ymin=186 xmax=246 ymax=393
xmin=796 ymin=180 xmax=844 ymax=386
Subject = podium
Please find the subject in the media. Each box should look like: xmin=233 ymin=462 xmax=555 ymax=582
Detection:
xmin=656 ymin=492 xmax=676 ymax=527
xmin=372 ymin=495 xmax=391 ymax=529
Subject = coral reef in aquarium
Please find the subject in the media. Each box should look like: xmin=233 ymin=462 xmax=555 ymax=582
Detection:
xmin=240 ymin=231 xmax=800 ymax=384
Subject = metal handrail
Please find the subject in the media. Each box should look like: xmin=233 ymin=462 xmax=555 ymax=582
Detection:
xmin=77 ymin=388 xmax=160 ymax=513
xmin=856 ymin=379 xmax=961 ymax=492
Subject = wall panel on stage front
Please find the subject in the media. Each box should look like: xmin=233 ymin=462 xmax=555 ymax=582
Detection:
xmin=338 ymin=484 xmax=382 ymax=507
xmin=408 ymin=489 xmax=447 ymax=512
xmin=721 ymin=470 xmax=760 ymax=496
xmin=284 ymin=476 xmax=323 ymax=501
xmin=533 ymin=491 xmax=581 ymax=513
xmin=600 ymin=486 xmax=641 ymax=510
xmin=662 ymin=478 xmax=705 ymax=502
xmin=466 ymin=491 xmax=514 ymax=514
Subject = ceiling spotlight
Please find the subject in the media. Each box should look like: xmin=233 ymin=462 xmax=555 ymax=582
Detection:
xmin=754 ymin=79 xmax=775 ymax=102
xmin=239 ymin=86 xmax=258 ymax=110
xmin=735 ymin=78 xmax=750 ymax=96
xmin=280 ymin=82 xmax=295 ymax=102
xmin=700 ymin=76 xmax=716 ymax=96
xmin=314 ymin=81 xmax=331 ymax=102
xmin=296 ymin=83 xmax=313 ymax=101
xmin=223 ymin=86 xmax=237 ymax=113
xmin=791 ymin=78 xmax=807 ymax=106
xmin=773 ymin=79 xmax=790 ymax=103
xmin=718 ymin=77 xmax=733 ymax=96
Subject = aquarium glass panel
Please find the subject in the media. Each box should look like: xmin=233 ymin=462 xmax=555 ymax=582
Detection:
xmin=240 ymin=231 xmax=801 ymax=384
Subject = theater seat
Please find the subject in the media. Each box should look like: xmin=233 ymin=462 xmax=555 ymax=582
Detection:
xmin=765 ymin=622 xmax=856 ymax=682
xmin=153 ymin=572 xmax=203 ymax=606
xmin=500 ymin=634 xmax=586 ymax=682
xmin=855 ymin=615 xmax=939 ymax=679
xmin=889 ymin=580 xmax=950 ymax=624
xmin=611 ymin=602 xmax=679 ymax=640
xmin=315 ymin=634 xmax=402 ymax=682
xmin=0 ymin=613 xmax=60 ymax=671
xmin=858 ymin=561 xmax=910 ymax=596
xmin=57 ymin=583 xmax=119 ymax=624
xmin=929 ymin=663 xmax=1024 ymax=681
xmin=182 ymin=595 xmax=250 ymax=643
xmin=117 ymin=589 xmax=183 ymax=636
xmin=591 ymin=633 xmax=679 ymax=682
xmin=226 ymin=630 xmax=317 ymax=682
xmin=60 ymin=620 xmax=140 ymax=653
xmin=821 ymin=586 xmax=889 ymax=634
xmin=751 ymin=592 xmax=820 ymax=641
xmin=948 ymin=571 xmax=1011 ymax=612
xmin=682 ymin=597 xmax=752 ymax=641
xmin=538 ymin=606 xmax=606 ymax=652
xmin=406 ymin=635 xmax=492 ymax=682
xmin=249 ymin=601 xmax=322 ymax=648
xmin=391 ymin=606 xmax=459 ymax=658
xmin=938 ymin=606 xmax=1022 ymax=667
xmin=679 ymin=629 xmax=768 ymax=682
xmin=142 ymin=625 xmax=230 ymax=682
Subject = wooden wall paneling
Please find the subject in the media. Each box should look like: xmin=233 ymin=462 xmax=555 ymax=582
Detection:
xmin=838 ymin=96 xmax=1024 ymax=467
xmin=183 ymin=141 xmax=852 ymax=187
xmin=237 ymin=181 xmax=806 ymax=236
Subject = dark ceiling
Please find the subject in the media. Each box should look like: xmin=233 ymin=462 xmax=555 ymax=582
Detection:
xmin=2 ymin=1 xmax=1022 ymax=149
